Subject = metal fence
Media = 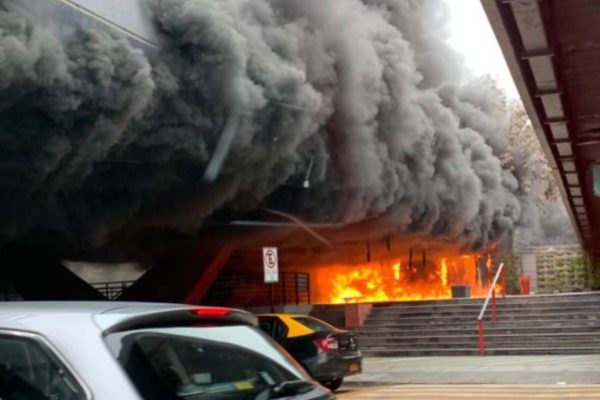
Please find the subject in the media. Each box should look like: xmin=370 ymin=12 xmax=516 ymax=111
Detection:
xmin=0 ymin=282 xmax=22 ymax=301
xmin=91 ymin=281 xmax=136 ymax=300
xmin=204 ymin=272 xmax=311 ymax=307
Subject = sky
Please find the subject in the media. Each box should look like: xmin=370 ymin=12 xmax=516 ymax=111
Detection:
xmin=445 ymin=0 xmax=519 ymax=99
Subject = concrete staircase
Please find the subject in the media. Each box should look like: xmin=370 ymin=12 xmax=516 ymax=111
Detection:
xmin=357 ymin=292 xmax=600 ymax=356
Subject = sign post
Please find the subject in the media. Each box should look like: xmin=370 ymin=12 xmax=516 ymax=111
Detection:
xmin=263 ymin=247 xmax=279 ymax=312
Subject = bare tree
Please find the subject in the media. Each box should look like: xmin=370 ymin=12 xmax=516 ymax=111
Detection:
xmin=504 ymin=100 xmax=559 ymax=210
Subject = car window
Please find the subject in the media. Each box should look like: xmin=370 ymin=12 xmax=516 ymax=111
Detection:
xmin=258 ymin=318 xmax=276 ymax=336
xmin=292 ymin=317 xmax=336 ymax=333
xmin=0 ymin=333 xmax=87 ymax=400
xmin=258 ymin=317 xmax=289 ymax=342
xmin=105 ymin=325 xmax=309 ymax=400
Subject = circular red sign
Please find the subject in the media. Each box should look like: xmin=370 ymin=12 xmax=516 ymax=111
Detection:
xmin=265 ymin=250 xmax=276 ymax=268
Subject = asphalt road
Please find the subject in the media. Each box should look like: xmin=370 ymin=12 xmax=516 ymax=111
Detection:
xmin=337 ymin=385 xmax=600 ymax=399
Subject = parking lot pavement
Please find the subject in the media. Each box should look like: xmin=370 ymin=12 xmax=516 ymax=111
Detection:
xmin=337 ymin=385 xmax=600 ymax=399
xmin=345 ymin=355 xmax=600 ymax=385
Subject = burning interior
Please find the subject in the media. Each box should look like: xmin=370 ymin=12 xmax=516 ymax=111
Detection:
xmin=203 ymin=228 xmax=507 ymax=308
xmin=311 ymin=249 xmax=501 ymax=304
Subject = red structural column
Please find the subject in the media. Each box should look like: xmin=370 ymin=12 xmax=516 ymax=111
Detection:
xmin=478 ymin=319 xmax=485 ymax=356
xmin=502 ymin=266 xmax=507 ymax=298
xmin=184 ymin=246 xmax=233 ymax=305
xmin=492 ymin=289 xmax=497 ymax=322
xmin=120 ymin=237 xmax=234 ymax=304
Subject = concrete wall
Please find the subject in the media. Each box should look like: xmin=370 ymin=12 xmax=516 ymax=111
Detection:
xmin=521 ymin=253 xmax=538 ymax=293
xmin=64 ymin=261 xmax=145 ymax=284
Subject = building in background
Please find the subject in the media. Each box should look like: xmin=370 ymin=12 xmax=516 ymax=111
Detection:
xmin=521 ymin=245 xmax=587 ymax=294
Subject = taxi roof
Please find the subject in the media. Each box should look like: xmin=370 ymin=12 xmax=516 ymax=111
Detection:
xmin=256 ymin=313 xmax=306 ymax=318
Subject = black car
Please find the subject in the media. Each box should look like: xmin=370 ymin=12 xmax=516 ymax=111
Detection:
xmin=257 ymin=314 xmax=362 ymax=391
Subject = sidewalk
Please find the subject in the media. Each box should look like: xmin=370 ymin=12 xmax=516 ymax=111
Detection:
xmin=345 ymin=356 xmax=600 ymax=385
xmin=338 ymin=385 xmax=600 ymax=399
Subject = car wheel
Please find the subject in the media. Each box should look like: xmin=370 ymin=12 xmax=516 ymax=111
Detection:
xmin=321 ymin=377 xmax=343 ymax=392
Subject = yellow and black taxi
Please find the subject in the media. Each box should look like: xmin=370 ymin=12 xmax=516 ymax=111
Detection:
xmin=257 ymin=314 xmax=362 ymax=392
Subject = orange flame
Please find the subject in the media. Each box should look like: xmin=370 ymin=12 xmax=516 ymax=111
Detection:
xmin=440 ymin=258 xmax=448 ymax=287
xmin=392 ymin=262 xmax=401 ymax=281
xmin=312 ymin=254 xmax=501 ymax=304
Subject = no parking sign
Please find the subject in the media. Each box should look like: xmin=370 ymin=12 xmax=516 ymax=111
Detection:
xmin=263 ymin=247 xmax=279 ymax=283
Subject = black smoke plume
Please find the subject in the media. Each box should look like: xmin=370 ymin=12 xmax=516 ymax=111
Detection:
xmin=0 ymin=0 xmax=539 ymax=262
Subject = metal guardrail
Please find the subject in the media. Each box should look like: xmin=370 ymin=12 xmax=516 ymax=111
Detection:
xmin=477 ymin=262 xmax=505 ymax=356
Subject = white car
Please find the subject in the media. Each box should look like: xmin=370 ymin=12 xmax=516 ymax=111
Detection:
xmin=0 ymin=302 xmax=335 ymax=400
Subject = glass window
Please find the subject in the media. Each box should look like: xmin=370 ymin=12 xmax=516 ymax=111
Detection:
xmin=258 ymin=317 xmax=288 ymax=342
xmin=292 ymin=317 xmax=336 ymax=333
xmin=0 ymin=333 xmax=87 ymax=400
xmin=105 ymin=326 xmax=311 ymax=400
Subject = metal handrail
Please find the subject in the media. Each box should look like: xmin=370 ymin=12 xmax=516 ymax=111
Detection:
xmin=477 ymin=262 xmax=505 ymax=356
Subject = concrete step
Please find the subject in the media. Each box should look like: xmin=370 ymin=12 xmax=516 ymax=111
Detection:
xmin=368 ymin=313 xmax=600 ymax=323
xmin=361 ymin=317 xmax=600 ymax=329
xmin=372 ymin=299 xmax=600 ymax=313
xmin=358 ymin=329 xmax=599 ymax=338
xmin=374 ymin=291 xmax=600 ymax=308
xmin=359 ymin=342 xmax=600 ymax=349
xmin=360 ymin=343 xmax=600 ymax=353
xmin=366 ymin=313 xmax=600 ymax=325
xmin=370 ymin=304 xmax=600 ymax=317
xmin=370 ymin=308 xmax=600 ymax=317
xmin=358 ymin=334 xmax=600 ymax=344
xmin=358 ymin=337 xmax=600 ymax=347
xmin=369 ymin=293 xmax=600 ymax=309
xmin=361 ymin=346 xmax=600 ymax=357
xmin=358 ymin=324 xmax=600 ymax=336
xmin=359 ymin=319 xmax=600 ymax=331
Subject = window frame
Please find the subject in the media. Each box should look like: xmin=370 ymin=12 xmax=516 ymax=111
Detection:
xmin=0 ymin=328 xmax=93 ymax=400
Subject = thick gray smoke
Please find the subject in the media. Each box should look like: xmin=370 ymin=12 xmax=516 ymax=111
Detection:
xmin=0 ymin=0 xmax=537 ymax=259
xmin=515 ymin=200 xmax=578 ymax=248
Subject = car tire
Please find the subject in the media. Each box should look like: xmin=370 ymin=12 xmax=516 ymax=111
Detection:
xmin=321 ymin=377 xmax=343 ymax=392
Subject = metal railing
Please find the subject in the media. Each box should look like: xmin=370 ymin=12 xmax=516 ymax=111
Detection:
xmin=0 ymin=282 xmax=22 ymax=301
xmin=477 ymin=262 xmax=505 ymax=356
xmin=91 ymin=281 xmax=136 ymax=300
xmin=204 ymin=272 xmax=311 ymax=307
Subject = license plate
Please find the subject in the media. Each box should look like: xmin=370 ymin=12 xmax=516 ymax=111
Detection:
xmin=349 ymin=363 xmax=360 ymax=372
